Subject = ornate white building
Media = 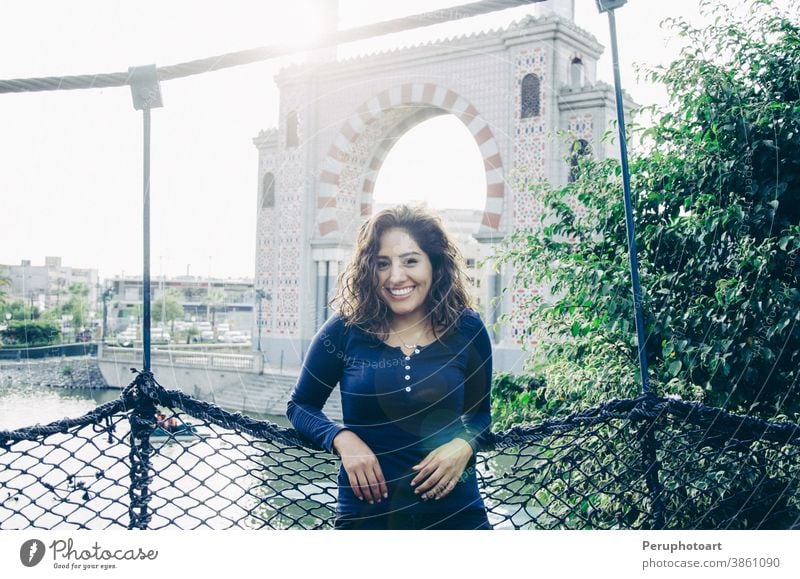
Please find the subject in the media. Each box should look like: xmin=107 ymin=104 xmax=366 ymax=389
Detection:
xmin=253 ymin=0 xmax=633 ymax=371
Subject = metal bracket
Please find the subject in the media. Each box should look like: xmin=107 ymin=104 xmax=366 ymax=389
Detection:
xmin=128 ymin=64 xmax=163 ymax=110
xmin=595 ymin=0 xmax=627 ymax=12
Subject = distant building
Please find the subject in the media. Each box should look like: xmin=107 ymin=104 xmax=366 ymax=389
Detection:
xmin=106 ymin=275 xmax=255 ymax=334
xmin=2 ymin=256 xmax=98 ymax=312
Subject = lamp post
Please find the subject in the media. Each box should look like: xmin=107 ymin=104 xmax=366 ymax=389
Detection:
xmin=597 ymin=0 xmax=665 ymax=532
xmin=101 ymin=285 xmax=114 ymax=344
xmin=595 ymin=0 xmax=650 ymax=394
xmin=255 ymin=289 xmax=271 ymax=353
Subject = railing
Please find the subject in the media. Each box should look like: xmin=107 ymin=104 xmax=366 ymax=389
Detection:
xmin=101 ymin=347 xmax=256 ymax=371
xmin=0 ymin=343 xmax=98 ymax=360
xmin=1 ymin=370 xmax=798 ymax=530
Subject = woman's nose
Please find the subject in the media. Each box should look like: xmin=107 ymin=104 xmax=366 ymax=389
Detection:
xmin=388 ymin=263 xmax=406 ymax=283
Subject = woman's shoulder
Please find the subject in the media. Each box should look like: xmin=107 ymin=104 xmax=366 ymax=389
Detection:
xmin=321 ymin=311 xmax=370 ymax=341
xmin=316 ymin=311 xmax=349 ymax=339
xmin=455 ymin=307 xmax=487 ymax=336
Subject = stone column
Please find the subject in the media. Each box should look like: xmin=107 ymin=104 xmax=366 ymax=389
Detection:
xmin=325 ymin=260 xmax=339 ymax=321
xmin=484 ymin=257 xmax=503 ymax=343
xmin=473 ymin=231 xmax=504 ymax=344
xmin=316 ymin=260 xmax=328 ymax=329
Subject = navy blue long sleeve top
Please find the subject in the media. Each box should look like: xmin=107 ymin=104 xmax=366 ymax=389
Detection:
xmin=286 ymin=307 xmax=493 ymax=517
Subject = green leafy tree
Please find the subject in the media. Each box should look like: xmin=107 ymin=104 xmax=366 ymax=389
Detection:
xmin=185 ymin=326 xmax=200 ymax=344
xmin=1 ymin=319 xmax=61 ymax=346
xmin=492 ymin=0 xmax=800 ymax=419
xmin=153 ymin=290 xmax=184 ymax=333
xmin=54 ymin=283 xmax=90 ymax=334
xmin=1 ymin=299 xmax=40 ymax=322
xmin=0 ymin=271 xmax=9 ymax=308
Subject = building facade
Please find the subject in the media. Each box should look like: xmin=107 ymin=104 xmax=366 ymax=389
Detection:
xmin=2 ymin=256 xmax=98 ymax=313
xmin=107 ymin=275 xmax=254 ymax=335
xmin=252 ymin=0 xmax=633 ymax=371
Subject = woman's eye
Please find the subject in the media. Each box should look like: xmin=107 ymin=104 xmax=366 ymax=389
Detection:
xmin=377 ymin=259 xmax=416 ymax=268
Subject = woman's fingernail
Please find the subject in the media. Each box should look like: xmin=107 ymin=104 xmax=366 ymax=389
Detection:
xmin=383 ymin=493 xmax=388 ymax=498
xmin=369 ymin=500 xmax=373 ymax=504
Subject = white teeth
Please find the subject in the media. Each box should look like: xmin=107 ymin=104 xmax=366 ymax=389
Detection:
xmin=389 ymin=286 xmax=414 ymax=296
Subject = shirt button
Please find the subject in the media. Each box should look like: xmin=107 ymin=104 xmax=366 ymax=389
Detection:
xmin=414 ymin=349 xmax=420 ymax=354
xmin=405 ymin=386 xmax=411 ymax=392
xmin=404 ymin=356 xmax=410 ymax=360
xmin=405 ymin=375 xmax=410 ymax=380
xmin=405 ymin=365 xmax=410 ymax=370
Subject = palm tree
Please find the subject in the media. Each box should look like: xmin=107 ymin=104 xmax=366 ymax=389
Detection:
xmin=66 ymin=283 xmax=90 ymax=328
xmin=202 ymin=289 xmax=226 ymax=334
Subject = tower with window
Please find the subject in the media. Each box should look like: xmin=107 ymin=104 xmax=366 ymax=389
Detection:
xmin=252 ymin=0 xmax=635 ymax=371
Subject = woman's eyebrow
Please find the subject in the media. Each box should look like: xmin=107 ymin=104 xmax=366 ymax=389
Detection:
xmin=377 ymin=251 xmax=421 ymax=259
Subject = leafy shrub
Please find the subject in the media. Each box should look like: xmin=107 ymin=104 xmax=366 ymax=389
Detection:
xmin=492 ymin=0 xmax=800 ymax=419
xmin=0 ymin=320 xmax=61 ymax=347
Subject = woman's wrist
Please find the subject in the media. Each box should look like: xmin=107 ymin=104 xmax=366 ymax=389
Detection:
xmin=332 ymin=428 xmax=356 ymax=455
xmin=451 ymin=436 xmax=474 ymax=459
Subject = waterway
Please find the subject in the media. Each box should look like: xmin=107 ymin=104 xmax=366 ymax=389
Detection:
xmin=0 ymin=381 xmax=290 ymax=430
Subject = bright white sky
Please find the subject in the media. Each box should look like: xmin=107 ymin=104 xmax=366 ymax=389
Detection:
xmin=0 ymin=0 xmax=749 ymax=279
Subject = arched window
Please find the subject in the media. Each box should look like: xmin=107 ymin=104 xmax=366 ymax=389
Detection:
xmin=568 ymin=139 xmax=590 ymax=183
xmin=261 ymin=172 xmax=275 ymax=208
xmin=286 ymin=111 xmax=299 ymax=148
xmin=570 ymin=57 xmax=584 ymax=87
xmin=521 ymin=73 xmax=541 ymax=119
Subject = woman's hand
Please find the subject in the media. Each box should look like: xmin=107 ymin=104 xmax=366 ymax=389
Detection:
xmin=332 ymin=430 xmax=388 ymax=504
xmin=410 ymin=438 xmax=473 ymax=501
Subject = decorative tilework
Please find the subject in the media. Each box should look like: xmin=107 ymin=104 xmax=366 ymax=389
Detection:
xmin=509 ymin=46 xmax=549 ymax=345
xmin=317 ymin=82 xmax=507 ymax=240
xmin=252 ymin=14 xmax=608 ymax=349
xmin=566 ymin=114 xmax=594 ymax=219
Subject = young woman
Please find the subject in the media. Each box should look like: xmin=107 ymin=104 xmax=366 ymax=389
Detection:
xmin=286 ymin=204 xmax=493 ymax=530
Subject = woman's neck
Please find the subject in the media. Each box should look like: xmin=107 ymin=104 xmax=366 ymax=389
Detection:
xmin=388 ymin=312 xmax=428 ymax=334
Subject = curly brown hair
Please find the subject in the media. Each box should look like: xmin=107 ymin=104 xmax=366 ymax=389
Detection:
xmin=330 ymin=204 xmax=474 ymax=343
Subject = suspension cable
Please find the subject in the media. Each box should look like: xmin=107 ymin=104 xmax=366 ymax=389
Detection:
xmin=0 ymin=0 xmax=542 ymax=94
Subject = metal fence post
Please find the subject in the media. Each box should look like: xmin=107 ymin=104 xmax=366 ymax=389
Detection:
xmin=596 ymin=0 xmax=664 ymax=528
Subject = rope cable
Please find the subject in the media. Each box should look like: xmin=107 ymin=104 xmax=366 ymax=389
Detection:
xmin=0 ymin=0 xmax=542 ymax=94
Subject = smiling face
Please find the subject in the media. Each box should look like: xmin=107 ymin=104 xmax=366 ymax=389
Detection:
xmin=376 ymin=227 xmax=433 ymax=323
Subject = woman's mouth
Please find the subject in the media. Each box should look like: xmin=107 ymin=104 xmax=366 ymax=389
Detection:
xmin=386 ymin=285 xmax=416 ymax=300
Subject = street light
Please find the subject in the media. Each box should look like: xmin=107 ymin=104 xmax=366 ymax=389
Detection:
xmin=595 ymin=0 xmax=649 ymax=394
xmin=595 ymin=0 xmax=626 ymax=11
xmin=255 ymin=289 xmax=272 ymax=353
xmin=101 ymin=285 xmax=114 ymax=344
